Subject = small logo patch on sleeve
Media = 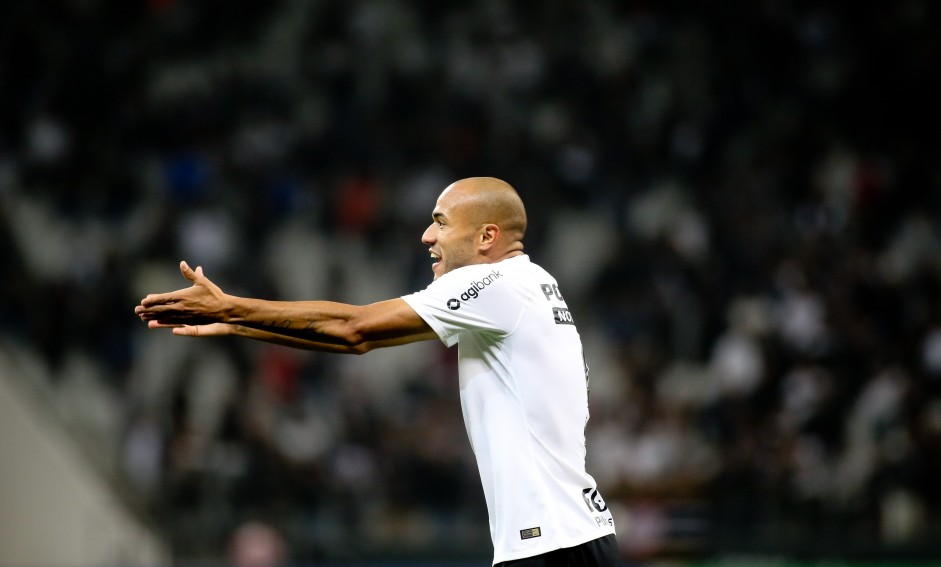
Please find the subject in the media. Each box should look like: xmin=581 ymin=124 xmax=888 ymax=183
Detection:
xmin=553 ymin=307 xmax=574 ymax=325
xmin=519 ymin=527 xmax=542 ymax=540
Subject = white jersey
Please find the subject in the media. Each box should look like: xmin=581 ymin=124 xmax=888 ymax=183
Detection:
xmin=402 ymin=255 xmax=615 ymax=564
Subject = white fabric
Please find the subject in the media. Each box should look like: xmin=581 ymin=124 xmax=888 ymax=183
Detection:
xmin=402 ymin=255 xmax=615 ymax=564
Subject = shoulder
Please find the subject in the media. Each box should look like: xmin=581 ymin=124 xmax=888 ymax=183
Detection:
xmin=436 ymin=256 xmax=535 ymax=291
xmin=402 ymin=258 xmax=536 ymax=339
xmin=407 ymin=257 xmax=534 ymax=308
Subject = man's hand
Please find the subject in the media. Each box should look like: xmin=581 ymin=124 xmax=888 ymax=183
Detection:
xmin=146 ymin=322 xmax=235 ymax=337
xmin=135 ymin=261 xmax=230 ymax=326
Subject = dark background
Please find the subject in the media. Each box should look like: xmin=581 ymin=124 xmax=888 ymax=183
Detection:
xmin=1 ymin=0 xmax=940 ymax=564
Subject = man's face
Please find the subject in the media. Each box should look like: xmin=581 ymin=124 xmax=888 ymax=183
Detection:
xmin=421 ymin=188 xmax=478 ymax=280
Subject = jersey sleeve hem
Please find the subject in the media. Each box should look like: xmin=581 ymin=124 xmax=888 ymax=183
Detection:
xmin=401 ymin=293 xmax=454 ymax=347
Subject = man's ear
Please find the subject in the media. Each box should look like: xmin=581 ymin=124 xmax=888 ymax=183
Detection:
xmin=479 ymin=223 xmax=500 ymax=251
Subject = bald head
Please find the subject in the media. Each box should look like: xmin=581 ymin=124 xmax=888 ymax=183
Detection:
xmin=422 ymin=177 xmax=527 ymax=278
xmin=441 ymin=177 xmax=528 ymax=240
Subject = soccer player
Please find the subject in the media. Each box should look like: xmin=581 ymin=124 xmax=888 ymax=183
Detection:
xmin=135 ymin=177 xmax=618 ymax=566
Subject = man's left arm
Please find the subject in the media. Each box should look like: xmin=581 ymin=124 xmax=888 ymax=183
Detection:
xmin=153 ymin=319 xmax=437 ymax=354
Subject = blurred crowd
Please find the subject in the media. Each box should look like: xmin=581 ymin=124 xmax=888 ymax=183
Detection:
xmin=1 ymin=0 xmax=940 ymax=563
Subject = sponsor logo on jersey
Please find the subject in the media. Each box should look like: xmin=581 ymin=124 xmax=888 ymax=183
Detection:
xmin=553 ymin=307 xmax=574 ymax=325
xmin=582 ymin=487 xmax=608 ymax=513
xmin=594 ymin=516 xmax=615 ymax=528
xmin=540 ymin=283 xmax=565 ymax=302
xmin=445 ymin=269 xmax=502 ymax=310
xmin=519 ymin=527 xmax=542 ymax=540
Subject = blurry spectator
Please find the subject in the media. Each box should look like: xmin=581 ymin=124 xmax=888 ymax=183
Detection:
xmin=1 ymin=0 xmax=939 ymax=563
xmin=229 ymin=521 xmax=289 ymax=567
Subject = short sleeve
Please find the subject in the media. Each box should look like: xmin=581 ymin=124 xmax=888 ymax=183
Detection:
xmin=401 ymin=264 xmax=524 ymax=347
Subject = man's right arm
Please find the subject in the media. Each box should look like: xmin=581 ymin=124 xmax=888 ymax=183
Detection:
xmin=136 ymin=261 xmax=438 ymax=352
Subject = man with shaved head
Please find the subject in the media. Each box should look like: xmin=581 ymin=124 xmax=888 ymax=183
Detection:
xmin=136 ymin=177 xmax=618 ymax=566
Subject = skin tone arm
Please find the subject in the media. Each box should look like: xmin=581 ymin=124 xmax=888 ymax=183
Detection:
xmin=183 ymin=323 xmax=437 ymax=354
xmin=134 ymin=261 xmax=438 ymax=354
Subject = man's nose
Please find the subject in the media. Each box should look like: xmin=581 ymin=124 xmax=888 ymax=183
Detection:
xmin=421 ymin=223 xmax=435 ymax=244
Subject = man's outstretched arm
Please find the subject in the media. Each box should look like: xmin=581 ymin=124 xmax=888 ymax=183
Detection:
xmin=135 ymin=261 xmax=436 ymax=352
xmin=153 ymin=321 xmax=437 ymax=354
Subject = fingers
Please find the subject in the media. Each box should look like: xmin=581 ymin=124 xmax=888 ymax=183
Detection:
xmin=180 ymin=260 xmax=198 ymax=283
xmin=137 ymin=291 xmax=189 ymax=310
xmin=180 ymin=261 xmax=219 ymax=293
xmin=139 ymin=260 xmax=201 ymax=308
xmin=137 ymin=260 xmax=222 ymax=326
xmin=144 ymin=320 xmax=216 ymax=336
xmin=138 ymin=294 xmax=171 ymax=309
xmin=181 ymin=261 xmax=205 ymax=283
xmin=147 ymin=320 xmax=184 ymax=329
xmin=172 ymin=323 xmax=230 ymax=337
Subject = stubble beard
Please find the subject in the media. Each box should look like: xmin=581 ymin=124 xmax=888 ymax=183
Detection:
xmin=437 ymin=243 xmax=475 ymax=280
